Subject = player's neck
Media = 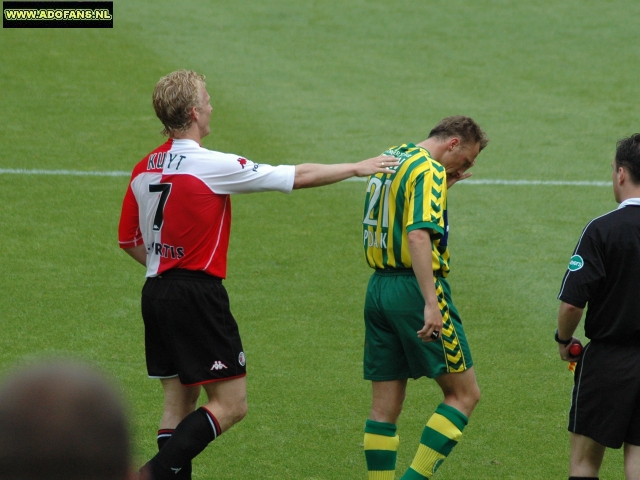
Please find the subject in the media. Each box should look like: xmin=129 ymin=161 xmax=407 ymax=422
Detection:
xmin=171 ymin=130 xmax=201 ymax=143
xmin=170 ymin=123 xmax=205 ymax=144
xmin=416 ymin=138 xmax=447 ymax=164
xmin=619 ymin=187 xmax=640 ymax=203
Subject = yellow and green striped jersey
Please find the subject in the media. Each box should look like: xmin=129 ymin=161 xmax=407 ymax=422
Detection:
xmin=363 ymin=143 xmax=450 ymax=275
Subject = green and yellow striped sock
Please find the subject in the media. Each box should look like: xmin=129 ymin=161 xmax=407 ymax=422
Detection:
xmin=364 ymin=419 xmax=399 ymax=480
xmin=400 ymin=404 xmax=468 ymax=479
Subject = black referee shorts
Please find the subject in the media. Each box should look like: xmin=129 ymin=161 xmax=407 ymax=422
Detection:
xmin=141 ymin=269 xmax=246 ymax=386
xmin=569 ymin=341 xmax=640 ymax=448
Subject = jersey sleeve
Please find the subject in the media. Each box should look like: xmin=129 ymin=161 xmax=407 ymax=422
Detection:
xmin=192 ymin=153 xmax=295 ymax=195
xmin=557 ymin=223 xmax=605 ymax=308
xmin=405 ymin=162 xmax=446 ymax=236
xmin=118 ymin=182 xmax=143 ymax=249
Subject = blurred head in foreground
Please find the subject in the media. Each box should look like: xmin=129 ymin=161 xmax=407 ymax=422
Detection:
xmin=0 ymin=360 xmax=132 ymax=480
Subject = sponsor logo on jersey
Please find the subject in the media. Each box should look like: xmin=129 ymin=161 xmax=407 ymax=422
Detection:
xmin=237 ymin=158 xmax=248 ymax=169
xmin=211 ymin=361 xmax=228 ymax=371
xmin=238 ymin=351 xmax=246 ymax=367
xmin=568 ymin=255 xmax=584 ymax=271
xmin=150 ymin=242 xmax=185 ymax=259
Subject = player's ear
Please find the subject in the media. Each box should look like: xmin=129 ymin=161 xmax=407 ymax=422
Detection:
xmin=618 ymin=166 xmax=627 ymax=184
xmin=448 ymin=137 xmax=459 ymax=151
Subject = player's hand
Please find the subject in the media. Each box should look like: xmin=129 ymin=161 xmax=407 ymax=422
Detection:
xmin=354 ymin=155 xmax=400 ymax=177
xmin=558 ymin=338 xmax=581 ymax=362
xmin=417 ymin=304 xmax=443 ymax=342
xmin=447 ymin=171 xmax=472 ymax=189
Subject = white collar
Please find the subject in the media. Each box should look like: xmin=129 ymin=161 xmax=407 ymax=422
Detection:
xmin=618 ymin=198 xmax=640 ymax=209
xmin=172 ymin=138 xmax=199 ymax=145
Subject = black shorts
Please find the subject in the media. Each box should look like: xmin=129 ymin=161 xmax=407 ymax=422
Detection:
xmin=569 ymin=341 xmax=640 ymax=448
xmin=141 ymin=269 xmax=246 ymax=386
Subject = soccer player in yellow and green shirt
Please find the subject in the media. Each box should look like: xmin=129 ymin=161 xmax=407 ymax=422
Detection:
xmin=361 ymin=116 xmax=489 ymax=480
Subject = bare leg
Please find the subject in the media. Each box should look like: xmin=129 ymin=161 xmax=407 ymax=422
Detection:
xmin=434 ymin=367 xmax=480 ymax=418
xmin=159 ymin=378 xmax=201 ymax=429
xmin=569 ymin=433 xmax=606 ymax=478
xmin=364 ymin=379 xmax=406 ymax=479
xmin=624 ymin=442 xmax=640 ymax=480
xmin=369 ymin=379 xmax=408 ymax=424
xmin=398 ymin=368 xmax=479 ymax=480
xmin=201 ymin=376 xmax=248 ymax=433
xmin=141 ymin=377 xmax=248 ymax=480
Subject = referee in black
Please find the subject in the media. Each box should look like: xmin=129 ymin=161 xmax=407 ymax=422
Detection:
xmin=556 ymin=133 xmax=640 ymax=480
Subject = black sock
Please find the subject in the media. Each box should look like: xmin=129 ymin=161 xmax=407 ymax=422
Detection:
xmin=157 ymin=429 xmax=174 ymax=451
xmin=156 ymin=429 xmax=193 ymax=479
xmin=145 ymin=408 xmax=220 ymax=480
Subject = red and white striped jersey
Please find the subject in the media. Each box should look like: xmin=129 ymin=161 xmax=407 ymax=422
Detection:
xmin=118 ymin=138 xmax=295 ymax=278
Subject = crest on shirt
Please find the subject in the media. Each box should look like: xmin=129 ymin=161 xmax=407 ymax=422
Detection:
xmin=237 ymin=158 xmax=248 ymax=169
xmin=568 ymin=255 xmax=584 ymax=271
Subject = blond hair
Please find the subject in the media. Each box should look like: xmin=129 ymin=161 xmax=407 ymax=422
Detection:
xmin=152 ymin=70 xmax=206 ymax=137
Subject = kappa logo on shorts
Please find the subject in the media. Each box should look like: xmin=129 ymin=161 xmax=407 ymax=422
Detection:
xmin=238 ymin=351 xmax=246 ymax=367
xmin=568 ymin=254 xmax=584 ymax=271
xmin=210 ymin=361 xmax=228 ymax=371
xmin=237 ymin=157 xmax=247 ymax=169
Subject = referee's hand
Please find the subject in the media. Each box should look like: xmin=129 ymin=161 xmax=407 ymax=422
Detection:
xmin=558 ymin=338 xmax=581 ymax=362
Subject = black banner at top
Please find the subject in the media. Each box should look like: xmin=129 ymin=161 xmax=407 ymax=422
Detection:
xmin=3 ymin=1 xmax=113 ymax=28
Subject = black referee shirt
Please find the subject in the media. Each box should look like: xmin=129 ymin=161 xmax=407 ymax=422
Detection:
xmin=558 ymin=200 xmax=640 ymax=345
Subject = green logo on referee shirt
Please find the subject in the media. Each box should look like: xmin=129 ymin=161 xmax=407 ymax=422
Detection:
xmin=568 ymin=255 xmax=584 ymax=271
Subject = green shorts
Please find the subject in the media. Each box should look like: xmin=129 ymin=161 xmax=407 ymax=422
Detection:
xmin=363 ymin=269 xmax=473 ymax=381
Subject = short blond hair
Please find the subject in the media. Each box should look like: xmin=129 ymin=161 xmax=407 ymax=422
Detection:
xmin=152 ymin=70 xmax=206 ymax=137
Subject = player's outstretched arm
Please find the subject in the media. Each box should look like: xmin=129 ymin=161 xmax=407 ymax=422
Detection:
xmin=292 ymin=155 xmax=398 ymax=189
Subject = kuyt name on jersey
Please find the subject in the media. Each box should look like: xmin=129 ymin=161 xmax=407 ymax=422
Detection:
xmin=119 ymin=138 xmax=295 ymax=278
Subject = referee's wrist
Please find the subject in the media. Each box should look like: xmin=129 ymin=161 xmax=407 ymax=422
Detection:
xmin=555 ymin=329 xmax=572 ymax=346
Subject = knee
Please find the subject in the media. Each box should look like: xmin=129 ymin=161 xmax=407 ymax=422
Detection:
xmin=468 ymin=383 xmax=481 ymax=408
xmin=186 ymin=388 xmax=201 ymax=408
xmin=460 ymin=381 xmax=480 ymax=413
xmin=370 ymin=395 xmax=405 ymax=424
xmin=230 ymin=399 xmax=248 ymax=425
xmin=443 ymin=381 xmax=480 ymax=417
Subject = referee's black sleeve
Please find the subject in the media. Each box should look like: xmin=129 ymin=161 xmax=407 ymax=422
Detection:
xmin=557 ymin=225 xmax=605 ymax=308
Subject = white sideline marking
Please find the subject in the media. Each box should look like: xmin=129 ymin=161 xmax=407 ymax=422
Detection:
xmin=0 ymin=168 xmax=130 ymax=177
xmin=346 ymin=177 xmax=610 ymax=186
xmin=0 ymin=169 xmax=609 ymax=186
xmin=457 ymin=179 xmax=609 ymax=186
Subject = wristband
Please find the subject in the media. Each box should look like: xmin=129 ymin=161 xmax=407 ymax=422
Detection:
xmin=555 ymin=329 xmax=572 ymax=346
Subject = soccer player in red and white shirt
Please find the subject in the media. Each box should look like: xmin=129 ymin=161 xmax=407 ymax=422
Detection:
xmin=119 ymin=70 xmax=397 ymax=480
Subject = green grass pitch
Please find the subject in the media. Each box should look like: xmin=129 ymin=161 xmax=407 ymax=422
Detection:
xmin=1 ymin=1 xmax=639 ymax=478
